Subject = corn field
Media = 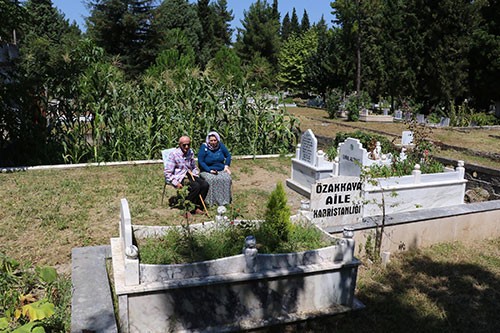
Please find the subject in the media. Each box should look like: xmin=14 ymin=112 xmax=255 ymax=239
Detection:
xmin=49 ymin=67 xmax=299 ymax=164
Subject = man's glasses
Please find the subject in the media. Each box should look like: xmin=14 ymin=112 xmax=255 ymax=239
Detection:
xmin=181 ymin=143 xmax=190 ymax=147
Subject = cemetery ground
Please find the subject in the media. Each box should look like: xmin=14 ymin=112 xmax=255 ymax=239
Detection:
xmin=1 ymin=108 xmax=500 ymax=331
xmin=289 ymin=107 xmax=500 ymax=169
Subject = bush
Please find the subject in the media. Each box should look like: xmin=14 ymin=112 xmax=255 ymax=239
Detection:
xmin=470 ymin=112 xmax=500 ymax=126
xmin=326 ymin=89 xmax=343 ymax=119
xmin=259 ymin=182 xmax=292 ymax=252
xmin=346 ymin=91 xmax=371 ymax=122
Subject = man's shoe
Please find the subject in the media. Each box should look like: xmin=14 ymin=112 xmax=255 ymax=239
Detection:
xmin=194 ymin=208 xmax=205 ymax=215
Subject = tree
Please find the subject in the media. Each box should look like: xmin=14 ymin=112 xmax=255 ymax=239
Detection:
xmin=196 ymin=0 xmax=233 ymax=68
xmin=1 ymin=0 xmax=86 ymax=166
xmin=300 ymin=9 xmax=310 ymax=33
xmin=86 ymin=0 xmax=156 ymax=77
xmin=0 ymin=0 xmax=26 ymax=42
xmin=468 ymin=0 xmax=500 ymax=112
xmin=377 ymin=0 xmax=418 ymax=105
xmin=235 ymin=0 xmax=281 ymax=72
xmin=277 ymin=29 xmax=318 ymax=92
xmin=197 ymin=0 xmax=214 ymax=67
xmin=331 ymin=0 xmax=361 ymax=93
xmin=281 ymin=12 xmax=291 ymax=40
xmin=289 ymin=7 xmax=300 ymax=36
xmin=145 ymin=29 xmax=197 ymax=80
xmin=304 ymin=18 xmax=349 ymax=97
xmin=206 ymin=46 xmax=243 ymax=86
xmin=410 ymin=0 xmax=481 ymax=113
xmin=211 ymin=0 xmax=233 ymax=47
xmin=154 ymin=0 xmax=202 ymax=64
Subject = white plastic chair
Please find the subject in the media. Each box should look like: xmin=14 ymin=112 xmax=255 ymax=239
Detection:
xmin=161 ymin=148 xmax=176 ymax=205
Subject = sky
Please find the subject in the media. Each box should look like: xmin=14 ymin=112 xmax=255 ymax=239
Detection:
xmin=51 ymin=0 xmax=334 ymax=35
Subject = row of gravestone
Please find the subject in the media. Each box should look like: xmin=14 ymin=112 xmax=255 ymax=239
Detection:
xmin=393 ymin=111 xmax=451 ymax=127
xmin=300 ymin=129 xmax=414 ymax=167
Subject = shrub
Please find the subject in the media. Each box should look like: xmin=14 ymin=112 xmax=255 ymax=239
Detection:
xmin=326 ymin=89 xmax=343 ymax=119
xmin=259 ymin=182 xmax=292 ymax=252
xmin=470 ymin=112 xmax=499 ymax=126
xmin=346 ymin=91 xmax=371 ymax=122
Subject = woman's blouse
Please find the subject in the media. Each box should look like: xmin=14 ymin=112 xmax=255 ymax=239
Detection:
xmin=198 ymin=142 xmax=231 ymax=172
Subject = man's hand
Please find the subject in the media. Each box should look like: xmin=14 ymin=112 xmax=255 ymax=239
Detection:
xmin=176 ymin=183 xmax=183 ymax=189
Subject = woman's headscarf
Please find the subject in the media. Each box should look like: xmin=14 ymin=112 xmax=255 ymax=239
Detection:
xmin=205 ymin=131 xmax=221 ymax=150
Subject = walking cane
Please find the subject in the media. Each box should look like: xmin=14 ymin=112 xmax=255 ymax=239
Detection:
xmin=187 ymin=170 xmax=210 ymax=217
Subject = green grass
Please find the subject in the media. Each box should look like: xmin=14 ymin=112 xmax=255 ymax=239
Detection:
xmin=264 ymin=238 xmax=500 ymax=332
xmin=1 ymin=156 xmax=499 ymax=332
xmin=138 ymin=221 xmax=332 ymax=265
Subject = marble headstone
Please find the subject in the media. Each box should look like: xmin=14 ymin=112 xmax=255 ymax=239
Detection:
xmin=401 ymin=131 xmax=414 ymax=145
xmin=299 ymin=129 xmax=317 ymax=166
xmin=338 ymin=138 xmax=365 ymax=177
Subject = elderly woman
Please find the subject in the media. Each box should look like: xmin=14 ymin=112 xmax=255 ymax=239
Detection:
xmin=198 ymin=131 xmax=232 ymax=206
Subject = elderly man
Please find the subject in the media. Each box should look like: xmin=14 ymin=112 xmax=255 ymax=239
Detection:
xmin=164 ymin=136 xmax=209 ymax=215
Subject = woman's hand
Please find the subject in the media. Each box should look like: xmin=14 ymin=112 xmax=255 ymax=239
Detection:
xmin=211 ymin=169 xmax=218 ymax=175
xmin=224 ymin=165 xmax=231 ymax=175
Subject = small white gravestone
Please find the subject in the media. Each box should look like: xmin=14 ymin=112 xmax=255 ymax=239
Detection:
xmin=299 ymin=129 xmax=317 ymax=166
xmin=401 ymin=131 xmax=414 ymax=145
xmin=338 ymin=138 xmax=365 ymax=177
xmin=310 ymin=176 xmax=363 ymax=227
xmin=416 ymin=114 xmax=425 ymax=124
xmin=440 ymin=117 xmax=450 ymax=127
xmin=394 ymin=110 xmax=403 ymax=119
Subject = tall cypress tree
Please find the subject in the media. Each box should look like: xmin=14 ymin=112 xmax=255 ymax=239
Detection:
xmin=289 ymin=8 xmax=300 ymax=36
xmin=300 ymin=9 xmax=310 ymax=33
xmin=281 ymin=12 xmax=291 ymax=40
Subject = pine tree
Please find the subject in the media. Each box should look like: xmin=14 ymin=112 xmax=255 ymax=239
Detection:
xmin=0 ymin=0 xmax=26 ymax=42
xmin=281 ymin=12 xmax=291 ymax=40
xmin=86 ymin=0 xmax=156 ymax=77
xmin=196 ymin=0 xmax=233 ymax=68
xmin=300 ymin=9 xmax=310 ymax=33
xmin=235 ymin=0 xmax=281 ymax=71
xmin=211 ymin=0 xmax=233 ymax=47
xmin=154 ymin=0 xmax=202 ymax=65
xmin=289 ymin=7 xmax=300 ymax=36
xmin=197 ymin=0 xmax=214 ymax=67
